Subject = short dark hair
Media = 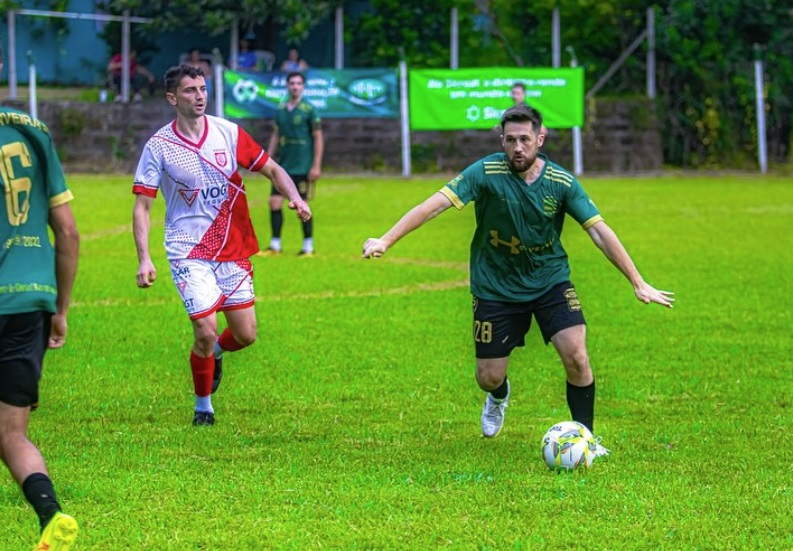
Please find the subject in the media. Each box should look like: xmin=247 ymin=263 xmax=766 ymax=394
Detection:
xmin=164 ymin=64 xmax=205 ymax=93
xmin=512 ymin=82 xmax=526 ymax=92
xmin=286 ymin=71 xmax=305 ymax=84
xmin=500 ymin=103 xmax=543 ymax=132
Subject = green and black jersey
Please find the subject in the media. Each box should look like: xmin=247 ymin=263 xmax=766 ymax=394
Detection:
xmin=0 ymin=107 xmax=73 ymax=315
xmin=440 ymin=153 xmax=601 ymax=302
xmin=273 ymin=99 xmax=321 ymax=175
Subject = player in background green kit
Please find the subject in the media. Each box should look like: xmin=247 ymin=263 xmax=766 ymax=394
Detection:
xmin=0 ymin=45 xmax=80 ymax=550
xmin=363 ymin=104 xmax=673 ymax=455
xmin=261 ymin=71 xmax=324 ymax=256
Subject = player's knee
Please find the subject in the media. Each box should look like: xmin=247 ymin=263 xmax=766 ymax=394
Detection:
xmin=475 ymin=368 xmax=505 ymax=392
xmin=229 ymin=326 xmax=256 ymax=348
xmin=562 ymin=349 xmax=590 ymax=375
xmin=236 ymin=332 xmax=256 ymax=348
xmin=194 ymin=333 xmax=217 ymax=356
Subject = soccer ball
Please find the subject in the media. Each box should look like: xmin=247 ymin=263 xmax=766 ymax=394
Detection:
xmin=541 ymin=421 xmax=597 ymax=471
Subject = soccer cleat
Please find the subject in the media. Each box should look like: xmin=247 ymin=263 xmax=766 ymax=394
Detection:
xmin=594 ymin=437 xmax=610 ymax=459
xmin=297 ymin=250 xmax=315 ymax=257
xmin=192 ymin=411 xmax=215 ymax=426
xmin=257 ymin=247 xmax=282 ymax=257
xmin=211 ymin=355 xmax=223 ymax=394
xmin=36 ymin=512 xmax=78 ymax=551
xmin=481 ymin=380 xmax=510 ymax=438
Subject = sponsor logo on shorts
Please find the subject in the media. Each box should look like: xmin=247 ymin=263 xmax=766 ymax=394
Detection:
xmin=564 ymin=288 xmax=581 ymax=312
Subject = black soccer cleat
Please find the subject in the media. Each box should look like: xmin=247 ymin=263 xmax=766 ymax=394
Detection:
xmin=211 ymin=355 xmax=223 ymax=394
xmin=192 ymin=411 xmax=215 ymax=426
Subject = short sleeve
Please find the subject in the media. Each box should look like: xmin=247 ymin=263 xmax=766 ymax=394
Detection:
xmin=310 ymin=106 xmax=321 ymax=130
xmin=132 ymin=139 xmax=162 ymax=197
xmin=565 ymin=178 xmax=602 ymax=229
xmin=237 ymin=126 xmax=269 ymax=172
xmin=37 ymin=130 xmax=68 ymax=202
xmin=439 ymin=162 xmax=483 ymax=211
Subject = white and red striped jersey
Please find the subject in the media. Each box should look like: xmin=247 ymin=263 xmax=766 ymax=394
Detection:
xmin=133 ymin=114 xmax=269 ymax=261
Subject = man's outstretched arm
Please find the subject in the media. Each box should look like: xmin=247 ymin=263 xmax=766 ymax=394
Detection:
xmin=586 ymin=220 xmax=675 ymax=308
xmin=362 ymin=191 xmax=452 ymax=258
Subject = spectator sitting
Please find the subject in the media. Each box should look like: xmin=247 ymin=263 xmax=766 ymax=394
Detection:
xmin=280 ymin=48 xmax=308 ymax=72
xmin=107 ymin=48 xmax=155 ymax=102
xmin=234 ymin=39 xmax=258 ymax=72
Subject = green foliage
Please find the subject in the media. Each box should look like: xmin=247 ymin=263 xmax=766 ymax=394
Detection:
xmin=57 ymin=107 xmax=86 ymax=136
xmin=2 ymin=173 xmax=792 ymax=549
xmin=0 ymin=0 xmax=71 ymax=39
xmin=347 ymin=0 xmax=460 ymax=68
xmin=658 ymin=0 xmax=793 ymax=166
xmin=98 ymin=0 xmax=334 ymax=44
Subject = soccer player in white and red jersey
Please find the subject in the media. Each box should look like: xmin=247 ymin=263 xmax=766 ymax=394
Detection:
xmin=132 ymin=64 xmax=311 ymax=426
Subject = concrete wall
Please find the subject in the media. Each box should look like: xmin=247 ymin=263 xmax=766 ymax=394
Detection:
xmin=2 ymin=97 xmax=661 ymax=175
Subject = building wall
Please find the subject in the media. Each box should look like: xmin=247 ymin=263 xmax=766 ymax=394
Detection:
xmin=1 ymin=97 xmax=661 ymax=175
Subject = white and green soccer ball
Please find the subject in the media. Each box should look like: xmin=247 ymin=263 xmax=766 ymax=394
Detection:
xmin=541 ymin=421 xmax=597 ymax=471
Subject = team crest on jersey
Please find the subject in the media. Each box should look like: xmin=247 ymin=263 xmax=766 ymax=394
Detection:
xmin=178 ymin=189 xmax=199 ymax=206
xmin=214 ymin=150 xmax=228 ymax=167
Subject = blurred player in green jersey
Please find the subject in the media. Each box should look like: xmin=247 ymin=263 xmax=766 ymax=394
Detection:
xmin=363 ymin=104 xmax=673 ymax=454
xmin=0 ymin=45 xmax=80 ymax=550
xmin=262 ymin=72 xmax=324 ymax=256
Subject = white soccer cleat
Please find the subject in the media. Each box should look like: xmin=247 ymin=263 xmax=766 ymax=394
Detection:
xmin=594 ymin=437 xmax=610 ymax=458
xmin=481 ymin=381 xmax=510 ymax=438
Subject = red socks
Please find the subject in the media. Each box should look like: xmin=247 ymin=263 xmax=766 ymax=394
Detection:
xmin=190 ymin=351 xmax=214 ymax=397
xmin=218 ymin=328 xmax=244 ymax=352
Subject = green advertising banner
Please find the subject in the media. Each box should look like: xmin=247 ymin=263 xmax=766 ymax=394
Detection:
xmin=224 ymin=69 xmax=399 ymax=119
xmin=409 ymin=68 xmax=584 ymax=130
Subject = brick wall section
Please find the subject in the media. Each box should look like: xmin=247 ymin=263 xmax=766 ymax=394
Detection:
xmin=3 ymin=97 xmax=661 ymax=174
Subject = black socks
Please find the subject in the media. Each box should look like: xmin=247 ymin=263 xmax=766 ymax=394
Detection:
xmin=490 ymin=376 xmax=509 ymax=400
xmin=22 ymin=472 xmax=61 ymax=531
xmin=566 ymin=380 xmax=595 ymax=432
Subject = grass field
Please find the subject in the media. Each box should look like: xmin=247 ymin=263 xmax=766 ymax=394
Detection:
xmin=2 ymin=172 xmax=792 ymax=550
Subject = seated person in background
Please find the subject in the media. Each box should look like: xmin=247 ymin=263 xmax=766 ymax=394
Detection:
xmin=281 ymin=48 xmax=308 ymax=72
xmin=186 ymin=47 xmax=213 ymax=99
xmin=107 ymin=48 xmax=155 ymax=101
xmin=235 ymin=39 xmax=258 ymax=71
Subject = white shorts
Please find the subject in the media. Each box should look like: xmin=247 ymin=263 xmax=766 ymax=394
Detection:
xmin=169 ymin=259 xmax=255 ymax=320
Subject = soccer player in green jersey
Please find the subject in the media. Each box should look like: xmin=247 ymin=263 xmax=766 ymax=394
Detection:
xmin=363 ymin=104 xmax=673 ymax=454
xmin=0 ymin=46 xmax=80 ymax=550
xmin=262 ymin=71 xmax=324 ymax=256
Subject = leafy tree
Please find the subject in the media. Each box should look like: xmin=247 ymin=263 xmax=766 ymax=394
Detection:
xmin=97 ymin=0 xmax=335 ymax=45
xmin=658 ymin=0 xmax=793 ymax=166
xmin=347 ymin=0 xmax=461 ymax=68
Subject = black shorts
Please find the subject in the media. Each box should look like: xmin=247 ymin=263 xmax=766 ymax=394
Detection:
xmin=270 ymin=174 xmax=314 ymax=201
xmin=0 ymin=311 xmax=51 ymax=408
xmin=472 ymin=281 xmax=586 ymax=359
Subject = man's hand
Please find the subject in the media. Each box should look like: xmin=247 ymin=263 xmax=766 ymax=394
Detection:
xmin=362 ymin=238 xmax=388 ymax=258
xmin=308 ymin=166 xmax=321 ymax=182
xmin=634 ymin=282 xmax=675 ymax=308
xmin=137 ymin=260 xmax=157 ymax=288
xmin=288 ymin=199 xmax=312 ymax=222
xmin=48 ymin=313 xmax=68 ymax=349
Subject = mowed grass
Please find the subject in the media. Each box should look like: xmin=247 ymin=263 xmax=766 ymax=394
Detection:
xmin=2 ymin=171 xmax=791 ymax=550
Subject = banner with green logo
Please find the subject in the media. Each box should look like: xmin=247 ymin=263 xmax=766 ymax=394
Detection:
xmin=409 ymin=68 xmax=584 ymax=130
xmin=224 ymin=69 xmax=399 ymax=119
